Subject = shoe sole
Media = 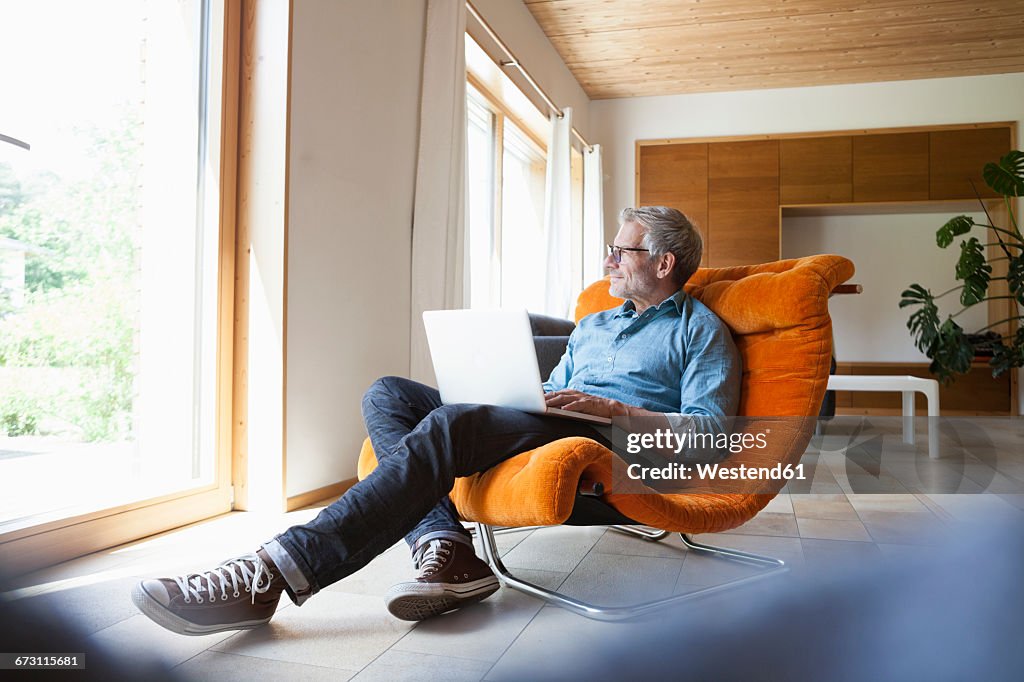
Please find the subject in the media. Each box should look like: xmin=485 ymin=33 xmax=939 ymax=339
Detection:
xmin=384 ymin=576 xmax=501 ymax=621
xmin=131 ymin=582 xmax=274 ymax=636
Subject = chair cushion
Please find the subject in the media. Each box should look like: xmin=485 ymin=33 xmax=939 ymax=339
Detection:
xmin=358 ymin=255 xmax=854 ymax=533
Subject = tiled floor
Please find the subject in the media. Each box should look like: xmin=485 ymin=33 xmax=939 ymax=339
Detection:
xmin=4 ymin=418 xmax=1024 ymax=680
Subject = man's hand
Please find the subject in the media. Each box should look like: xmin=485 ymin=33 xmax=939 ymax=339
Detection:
xmin=545 ymin=389 xmax=631 ymax=418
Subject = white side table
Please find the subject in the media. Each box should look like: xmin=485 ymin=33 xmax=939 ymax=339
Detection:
xmin=826 ymin=375 xmax=941 ymax=459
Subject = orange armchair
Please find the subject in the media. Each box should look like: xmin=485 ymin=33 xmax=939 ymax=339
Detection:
xmin=359 ymin=254 xmax=855 ymax=619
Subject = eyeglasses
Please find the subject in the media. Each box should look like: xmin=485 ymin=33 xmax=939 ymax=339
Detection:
xmin=607 ymin=244 xmax=650 ymax=264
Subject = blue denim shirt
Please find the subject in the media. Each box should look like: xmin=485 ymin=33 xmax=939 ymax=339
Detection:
xmin=542 ymin=290 xmax=741 ymax=417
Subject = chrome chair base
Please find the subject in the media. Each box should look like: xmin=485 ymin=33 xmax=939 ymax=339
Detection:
xmin=609 ymin=525 xmax=669 ymax=541
xmin=476 ymin=523 xmax=787 ymax=621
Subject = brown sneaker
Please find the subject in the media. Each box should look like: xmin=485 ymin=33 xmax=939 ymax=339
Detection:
xmin=131 ymin=548 xmax=288 ymax=636
xmin=384 ymin=535 xmax=500 ymax=621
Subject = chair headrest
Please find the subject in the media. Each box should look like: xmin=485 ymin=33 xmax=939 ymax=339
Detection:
xmin=575 ymin=255 xmax=855 ymax=334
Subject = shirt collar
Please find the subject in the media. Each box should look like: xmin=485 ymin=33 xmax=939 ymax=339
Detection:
xmin=614 ymin=289 xmax=686 ymax=318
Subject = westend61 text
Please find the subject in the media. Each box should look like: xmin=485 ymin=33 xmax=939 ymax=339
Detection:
xmin=626 ymin=462 xmax=807 ymax=481
xmin=624 ymin=428 xmax=769 ymax=455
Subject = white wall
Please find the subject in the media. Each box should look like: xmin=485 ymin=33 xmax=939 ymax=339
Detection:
xmin=782 ymin=213 xmax=988 ymax=363
xmin=285 ymin=0 xmax=426 ymax=497
xmin=283 ymin=0 xmax=590 ymax=496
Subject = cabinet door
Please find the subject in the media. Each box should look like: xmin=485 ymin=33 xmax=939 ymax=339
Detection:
xmin=930 ymin=128 xmax=1012 ymax=200
xmin=637 ymin=143 xmax=708 ymax=265
xmin=853 ymin=133 xmax=929 ymax=202
xmin=780 ymin=136 xmax=852 ymax=204
xmin=708 ymin=140 xmax=780 ymax=267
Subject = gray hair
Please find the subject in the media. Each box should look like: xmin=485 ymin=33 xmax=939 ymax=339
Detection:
xmin=619 ymin=206 xmax=703 ymax=285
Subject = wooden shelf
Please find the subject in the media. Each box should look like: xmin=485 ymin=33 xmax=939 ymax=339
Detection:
xmin=781 ymin=199 xmax=992 ymax=217
xmin=835 ymin=407 xmax=1009 ymax=418
xmin=832 ymin=361 xmax=1012 ymax=415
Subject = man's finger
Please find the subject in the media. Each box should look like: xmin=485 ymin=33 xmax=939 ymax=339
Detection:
xmin=548 ymin=389 xmax=583 ymax=398
xmin=560 ymin=399 xmax=595 ymax=415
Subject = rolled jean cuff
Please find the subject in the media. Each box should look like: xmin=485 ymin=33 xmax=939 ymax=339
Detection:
xmin=410 ymin=528 xmax=474 ymax=555
xmin=262 ymin=537 xmax=316 ymax=606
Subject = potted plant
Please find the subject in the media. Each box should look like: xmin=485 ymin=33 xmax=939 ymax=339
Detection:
xmin=901 ymin=149 xmax=1024 ymax=383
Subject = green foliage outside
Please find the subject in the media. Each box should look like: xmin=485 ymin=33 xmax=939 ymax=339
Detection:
xmin=901 ymin=150 xmax=1024 ymax=384
xmin=0 ymin=115 xmax=140 ymax=441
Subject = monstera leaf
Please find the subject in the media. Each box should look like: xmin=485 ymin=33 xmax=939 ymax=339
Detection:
xmin=927 ymin=319 xmax=974 ymax=385
xmin=907 ymin=148 xmax=1024 ymax=386
xmin=955 ymin=237 xmax=992 ymax=306
xmin=936 ymin=215 xmax=975 ymax=248
xmin=990 ymin=328 xmax=1024 ymax=378
xmin=1008 ymin=253 xmax=1024 ymax=304
xmin=900 ymin=285 xmax=940 ymax=354
xmin=983 ymin=150 xmax=1024 ymax=197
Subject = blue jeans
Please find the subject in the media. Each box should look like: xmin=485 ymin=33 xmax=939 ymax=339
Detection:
xmin=263 ymin=376 xmax=610 ymax=605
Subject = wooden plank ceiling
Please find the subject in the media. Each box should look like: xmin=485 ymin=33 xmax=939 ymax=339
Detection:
xmin=524 ymin=0 xmax=1024 ymax=99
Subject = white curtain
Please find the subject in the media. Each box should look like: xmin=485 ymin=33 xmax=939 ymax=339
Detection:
xmin=409 ymin=0 xmax=467 ymax=385
xmin=543 ymin=107 xmax=573 ymax=318
xmin=582 ymin=143 xmax=605 ymax=287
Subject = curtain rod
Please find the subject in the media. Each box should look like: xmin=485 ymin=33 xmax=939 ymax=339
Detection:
xmin=465 ymin=1 xmax=593 ymax=152
xmin=0 ymin=133 xmax=31 ymax=151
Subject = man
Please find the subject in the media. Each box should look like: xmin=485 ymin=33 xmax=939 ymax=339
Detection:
xmin=131 ymin=206 xmax=740 ymax=635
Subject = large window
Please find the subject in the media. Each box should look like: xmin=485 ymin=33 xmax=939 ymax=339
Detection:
xmin=0 ymin=0 xmax=230 ymax=534
xmin=466 ymin=84 xmax=549 ymax=311
xmin=465 ymin=35 xmax=587 ymax=316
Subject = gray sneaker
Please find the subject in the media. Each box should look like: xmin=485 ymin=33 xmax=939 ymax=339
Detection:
xmin=131 ymin=548 xmax=288 ymax=635
xmin=384 ymin=535 xmax=500 ymax=621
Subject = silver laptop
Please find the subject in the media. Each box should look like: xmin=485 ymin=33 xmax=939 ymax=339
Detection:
xmin=422 ymin=309 xmax=611 ymax=425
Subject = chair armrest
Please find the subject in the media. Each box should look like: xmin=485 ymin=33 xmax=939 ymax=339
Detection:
xmin=528 ymin=313 xmax=575 ymax=337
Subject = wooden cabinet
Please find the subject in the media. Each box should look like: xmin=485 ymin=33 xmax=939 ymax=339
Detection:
xmin=636 ymin=123 xmax=1014 ymax=268
xmin=853 ymin=132 xmax=929 ymax=202
xmin=636 ymin=123 xmax=1016 ymax=414
xmin=930 ymin=127 xmax=1012 ymax=199
xmin=708 ymin=140 xmax=779 ymax=267
xmin=780 ymin=136 xmax=852 ymax=204
xmin=637 ymin=143 xmax=708 ymax=265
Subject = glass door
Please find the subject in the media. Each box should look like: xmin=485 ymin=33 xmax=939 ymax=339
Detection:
xmin=0 ymin=0 xmax=229 ymax=532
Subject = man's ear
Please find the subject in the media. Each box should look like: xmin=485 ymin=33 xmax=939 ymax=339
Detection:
xmin=656 ymin=252 xmax=676 ymax=280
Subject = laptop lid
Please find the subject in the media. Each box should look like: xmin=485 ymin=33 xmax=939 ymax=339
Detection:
xmin=422 ymin=308 xmax=548 ymax=413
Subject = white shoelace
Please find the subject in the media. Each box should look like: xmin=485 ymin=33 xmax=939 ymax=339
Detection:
xmin=174 ymin=553 xmax=275 ymax=605
xmin=414 ymin=539 xmax=453 ymax=577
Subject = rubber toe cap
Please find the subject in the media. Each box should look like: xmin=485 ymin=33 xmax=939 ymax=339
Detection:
xmin=139 ymin=579 xmax=171 ymax=607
